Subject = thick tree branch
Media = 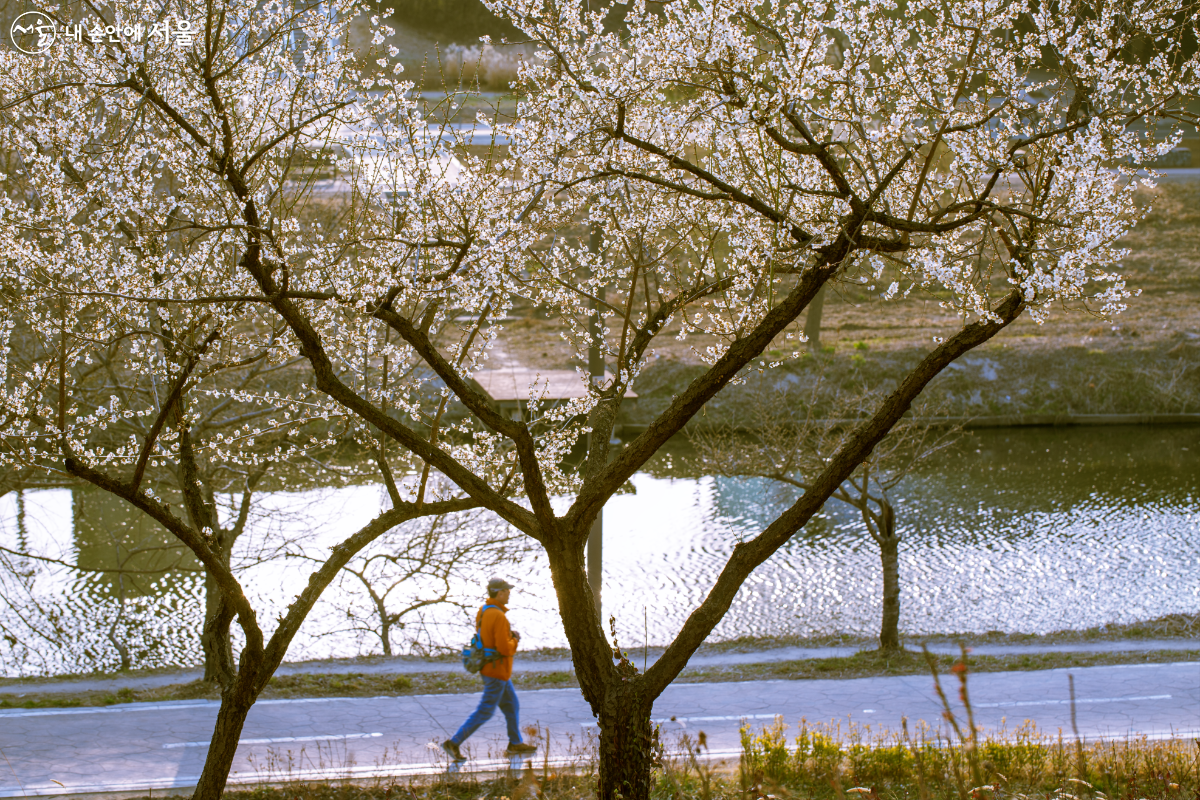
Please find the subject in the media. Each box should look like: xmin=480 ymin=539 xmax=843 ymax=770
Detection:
xmin=642 ymin=289 xmax=1025 ymax=696
xmin=372 ymin=307 xmax=560 ymax=532
xmin=62 ymin=455 xmax=266 ymax=662
xmin=257 ymin=496 xmax=477 ymax=684
xmin=604 ymin=126 xmax=815 ymax=246
xmin=238 ymin=255 xmax=540 ymax=536
xmin=566 ymin=244 xmax=847 ymax=534
xmin=129 ymin=328 xmax=220 ymax=494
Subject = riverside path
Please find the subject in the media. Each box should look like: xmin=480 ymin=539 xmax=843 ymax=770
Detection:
xmin=1 ymin=659 xmax=1197 ymax=797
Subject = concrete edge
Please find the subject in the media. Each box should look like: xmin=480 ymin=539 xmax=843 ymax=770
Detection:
xmin=617 ymin=413 xmax=1200 ymax=436
xmin=0 ymin=750 xmax=746 ymax=799
xmin=12 ymin=729 xmax=1200 ymax=799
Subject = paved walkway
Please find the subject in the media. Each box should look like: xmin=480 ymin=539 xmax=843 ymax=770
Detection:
xmin=1 ymin=658 xmax=1196 ymax=797
xmin=0 ymin=639 xmax=1194 ymax=697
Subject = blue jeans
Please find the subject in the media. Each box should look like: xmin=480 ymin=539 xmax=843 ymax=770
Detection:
xmin=449 ymin=676 xmax=523 ymax=745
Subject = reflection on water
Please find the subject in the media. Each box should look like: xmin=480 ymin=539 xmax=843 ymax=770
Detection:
xmin=1 ymin=425 xmax=1197 ymax=677
xmin=0 ymin=488 xmax=205 ymax=676
xmin=658 ymin=424 xmax=1200 ymax=643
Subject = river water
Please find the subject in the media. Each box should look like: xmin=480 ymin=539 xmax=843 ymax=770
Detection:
xmin=1 ymin=425 xmax=1196 ymax=678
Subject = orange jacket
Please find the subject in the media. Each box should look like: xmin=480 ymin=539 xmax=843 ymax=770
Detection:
xmin=477 ymin=601 xmax=519 ymax=680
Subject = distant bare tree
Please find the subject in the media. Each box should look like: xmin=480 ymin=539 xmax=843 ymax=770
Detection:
xmin=0 ymin=0 xmax=488 ymax=788
xmin=691 ymin=374 xmax=961 ymax=651
xmin=323 ymin=507 xmax=528 ymax=656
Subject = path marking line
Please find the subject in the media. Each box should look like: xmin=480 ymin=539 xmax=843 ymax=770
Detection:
xmin=975 ymin=694 xmax=1171 ymax=709
xmin=0 ymin=695 xmax=404 ymax=719
xmin=0 ymin=701 xmax=213 ymax=719
xmin=163 ymin=732 xmax=383 ymax=749
xmin=583 ymin=713 xmax=779 ymax=729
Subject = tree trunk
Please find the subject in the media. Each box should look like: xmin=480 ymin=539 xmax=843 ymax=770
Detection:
xmin=191 ymin=681 xmax=256 ymax=800
xmin=201 ymin=569 xmax=236 ymax=685
xmin=186 ymin=478 xmax=245 ymax=687
xmin=804 ymin=285 xmax=826 ymax=353
xmin=544 ymin=540 xmax=660 ymax=800
xmin=379 ymin=607 xmax=394 ymax=657
xmin=587 ymin=220 xmax=605 ymax=617
xmin=877 ymin=502 xmax=901 ymax=652
xmin=596 ymin=684 xmax=656 ymax=800
xmin=380 ymin=625 xmax=393 ymax=656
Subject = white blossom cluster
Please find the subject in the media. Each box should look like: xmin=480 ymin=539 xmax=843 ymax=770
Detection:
xmin=491 ymin=0 xmax=1196 ymax=332
xmin=0 ymin=0 xmax=1195 ymax=515
xmin=0 ymin=0 xmax=498 ymax=490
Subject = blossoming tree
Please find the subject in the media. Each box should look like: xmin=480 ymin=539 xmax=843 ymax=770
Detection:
xmin=475 ymin=1 xmax=1195 ymax=794
xmin=0 ymin=0 xmax=493 ymax=793
xmin=2 ymin=0 xmax=1197 ymax=797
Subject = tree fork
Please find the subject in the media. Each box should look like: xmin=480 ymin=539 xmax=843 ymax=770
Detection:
xmin=546 ymin=544 xmax=659 ymax=800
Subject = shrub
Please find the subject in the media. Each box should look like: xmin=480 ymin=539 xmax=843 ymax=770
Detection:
xmin=439 ymin=44 xmax=530 ymax=91
xmin=736 ymin=716 xmax=1198 ymax=799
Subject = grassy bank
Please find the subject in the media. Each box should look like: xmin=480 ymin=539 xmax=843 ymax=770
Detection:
xmin=732 ymin=717 xmax=1199 ymax=800
xmin=1 ymin=612 xmax=1195 ymax=698
xmin=110 ymin=716 xmax=1199 ymax=800
xmin=701 ymin=613 xmax=1200 ymax=653
xmin=494 ymin=181 xmax=1200 ymax=424
xmin=2 ymin=646 xmax=1195 ymax=710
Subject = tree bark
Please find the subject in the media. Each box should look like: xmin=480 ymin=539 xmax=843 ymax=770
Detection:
xmin=596 ymin=684 xmax=656 ymax=800
xmin=191 ymin=679 xmax=257 ymax=800
xmin=378 ymin=601 xmax=395 ymax=657
xmin=201 ymin=538 xmax=236 ymax=686
xmin=804 ymin=285 xmax=826 ymax=353
xmin=201 ymin=582 xmax=236 ymax=685
xmin=877 ymin=502 xmax=900 ymax=652
xmin=545 ymin=533 xmax=662 ymax=800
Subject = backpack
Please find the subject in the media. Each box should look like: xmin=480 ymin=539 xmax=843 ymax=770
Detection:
xmin=461 ymin=604 xmax=503 ymax=673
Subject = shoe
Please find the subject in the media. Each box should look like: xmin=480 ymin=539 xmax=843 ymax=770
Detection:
xmin=442 ymin=740 xmax=465 ymax=761
xmin=506 ymin=742 xmax=537 ymax=755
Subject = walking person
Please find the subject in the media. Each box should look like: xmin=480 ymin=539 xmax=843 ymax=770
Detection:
xmin=442 ymin=578 xmax=538 ymax=760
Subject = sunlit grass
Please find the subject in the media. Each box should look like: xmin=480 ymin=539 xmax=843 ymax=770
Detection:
xmin=112 ymin=718 xmax=1197 ymax=800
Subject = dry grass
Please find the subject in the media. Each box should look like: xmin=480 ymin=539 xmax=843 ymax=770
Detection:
xmin=110 ymin=714 xmax=1199 ymax=800
xmin=736 ymin=715 xmax=1199 ymax=800
xmin=437 ymin=44 xmax=530 ymax=92
xmin=735 ymin=650 xmax=1200 ymax=800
